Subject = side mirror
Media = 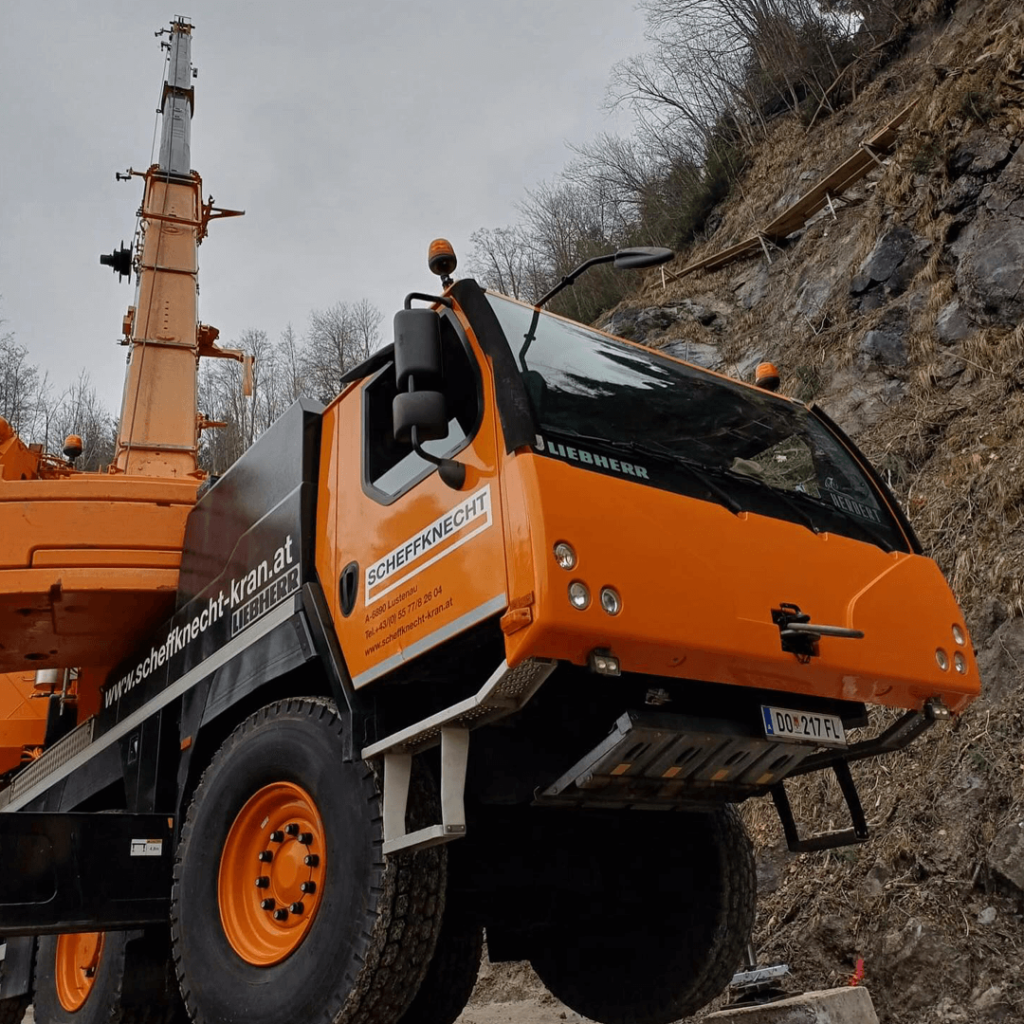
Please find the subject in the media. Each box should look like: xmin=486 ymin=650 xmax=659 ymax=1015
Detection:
xmin=394 ymin=308 xmax=443 ymax=389
xmin=390 ymin=303 xmax=465 ymax=490
xmin=392 ymin=307 xmax=447 ymax=443
xmin=393 ymin=390 xmax=448 ymax=444
xmin=612 ymin=246 xmax=674 ymax=271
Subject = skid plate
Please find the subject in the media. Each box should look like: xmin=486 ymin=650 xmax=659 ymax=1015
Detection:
xmin=538 ymin=710 xmax=815 ymax=808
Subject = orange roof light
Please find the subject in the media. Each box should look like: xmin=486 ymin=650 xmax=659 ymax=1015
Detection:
xmin=755 ymin=362 xmax=780 ymax=392
xmin=63 ymin=435 xmax=84 ymax=461
xmin=428 ymin=238 xmax=457 ymax=282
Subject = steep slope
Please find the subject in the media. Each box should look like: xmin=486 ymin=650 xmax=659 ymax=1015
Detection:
xmin=599 ymin=3 xmax=1024 ymax=1019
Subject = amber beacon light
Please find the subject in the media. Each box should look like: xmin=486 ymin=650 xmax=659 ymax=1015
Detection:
xmin=428 ymin=238 xmax=457 ymax=286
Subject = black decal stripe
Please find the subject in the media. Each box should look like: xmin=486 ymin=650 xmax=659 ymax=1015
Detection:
xmin=1 ymin=601 xmax=297 ymax=813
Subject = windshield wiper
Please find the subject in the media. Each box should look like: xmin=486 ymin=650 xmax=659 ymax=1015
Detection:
xmin=717 ymin=463 xmax=897 ymax=551
xmin=710 ymin=465 xmax=823 ymax=536
xmin=543 ymin=428 xmax=744 ymax=516
xmin=792 ymin=491 xmax=897 ymax=553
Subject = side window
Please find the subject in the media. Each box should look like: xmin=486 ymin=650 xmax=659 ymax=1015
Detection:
xmin=363 ymin=315 xmax=481 ymax=503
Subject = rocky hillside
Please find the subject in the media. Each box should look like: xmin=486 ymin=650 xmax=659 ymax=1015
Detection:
xmin=592 ymin=3 xmax=1024 ymax=1020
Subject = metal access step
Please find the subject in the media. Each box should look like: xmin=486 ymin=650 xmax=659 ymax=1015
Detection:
xmin=537 ymin=710 xmax=815 ymax=809
xmin=362 ymin=657 xmax=556 ymax=855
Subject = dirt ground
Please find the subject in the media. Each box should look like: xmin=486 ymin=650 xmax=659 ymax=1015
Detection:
xmin=455 ymin=960 xmax=592 ymax=1024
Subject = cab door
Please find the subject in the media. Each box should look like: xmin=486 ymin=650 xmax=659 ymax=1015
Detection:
xmin=324 ymin=309 xmax=507 ymax=689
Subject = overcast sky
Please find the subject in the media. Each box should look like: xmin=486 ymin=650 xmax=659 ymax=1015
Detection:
xmin=1 ymin=1 xmax=649 ymax=416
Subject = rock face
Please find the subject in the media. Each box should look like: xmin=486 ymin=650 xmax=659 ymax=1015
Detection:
xmin=705 ymin=987 xmax=878 ymax=1023
xmin=856 ymin=306 xmax=909 ymax=370
xmin=935 ymin=298 xmax=974 ymax=343
xmin=954 ymin=144 xmax=1024 ymax=325
xmin=601 ymin=301 xmax=723 ymax=344
xmin=850 ymin=227 xmax=929 ymax=310
xmin=949 ymin=129 xmax=1013 ymax=177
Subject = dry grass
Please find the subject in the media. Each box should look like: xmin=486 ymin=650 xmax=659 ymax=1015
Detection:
xmin=615 ymin=5 xmax=1024 ymax=1020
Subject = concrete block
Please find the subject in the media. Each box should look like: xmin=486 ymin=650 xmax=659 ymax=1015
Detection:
xmin=706 ymin=986 xmax=878 ymax=1024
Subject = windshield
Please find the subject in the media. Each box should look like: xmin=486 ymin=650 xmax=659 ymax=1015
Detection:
xmin=486 ymin=293 xmax=908 ymax=553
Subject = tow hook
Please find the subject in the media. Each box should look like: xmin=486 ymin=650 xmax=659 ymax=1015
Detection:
xmin=772 ymin=603 xmax=864 ymax=662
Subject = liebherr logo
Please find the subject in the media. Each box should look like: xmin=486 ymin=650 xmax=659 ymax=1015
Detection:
xmin=103 ymin=535 xmax=299 ymax=710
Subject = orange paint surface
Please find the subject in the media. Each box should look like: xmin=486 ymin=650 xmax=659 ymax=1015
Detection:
xmin=501 ymin=452 xmax=977 ymax=713
xmin=0 ymin=671 xmax=49 ymax=775
xmin=0 ymin=475 xmax=197 ymax=673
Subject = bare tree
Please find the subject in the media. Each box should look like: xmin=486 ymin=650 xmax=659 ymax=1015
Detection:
xmin=198 ymin=328 xmax=279 ymax=473
xmin=467 ymin=226 xmax=549 ymax=301
xmin=302 ymin=299 xmax=382 ymax=405
xmin=48 ymin=371 xmax=116 ymax=470
xmin=0 ymin=330 xmax=42 ymax=438
xmin=277 ymin=323 xmax=306 ymax=403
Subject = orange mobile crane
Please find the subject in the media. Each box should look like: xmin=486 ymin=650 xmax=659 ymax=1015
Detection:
xmin=0 ymin=19 xmax=978 ymax=1024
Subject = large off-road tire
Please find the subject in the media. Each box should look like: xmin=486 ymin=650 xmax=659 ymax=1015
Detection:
xmin=398 ymin=900 xmax=484 ymax=1024
xmin=33 ymin=929 xmax=185 ymax=1024
xmin=171 ymin=697 xmax=445 ymax=1024
xmin=529 ymin=806 xmax=755 ymax=1024
xmin=0 ymin=996 xmax=28 ymax=1024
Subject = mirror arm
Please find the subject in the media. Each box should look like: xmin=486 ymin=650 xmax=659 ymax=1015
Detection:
xmin=534 ymin=254 xmax=616 ymax=309
xmin=411 ymin=426 xmax=466 ymax=490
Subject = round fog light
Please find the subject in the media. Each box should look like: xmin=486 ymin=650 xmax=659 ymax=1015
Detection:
xmin=568 ymin=581 xmax=590 ymax=610
xmin=935 ymin=648 xmax=949 ymax=671
xmin=954 ymin=652 xmax=967 ymax=674
xmin=952 ymin=624 xmax=965 ymax=646
xmin=554 ymin=542 xmax=577 ymax=570
xmin=600 ymin=587 xmax=622 ymax=615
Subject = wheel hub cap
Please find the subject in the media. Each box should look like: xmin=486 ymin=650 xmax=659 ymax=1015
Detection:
xmin=55 ymin=931 xmax=105 ymax=1011
xmin=218 ymin=781 xmax=326 ymax=965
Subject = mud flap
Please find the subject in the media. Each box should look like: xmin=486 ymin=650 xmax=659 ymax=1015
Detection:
xmin=0 ymin=812 xmax=173 ymax=936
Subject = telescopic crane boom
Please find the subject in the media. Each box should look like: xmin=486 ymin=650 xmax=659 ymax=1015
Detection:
xmin=107 ymin=17 xmax=244 ymax=477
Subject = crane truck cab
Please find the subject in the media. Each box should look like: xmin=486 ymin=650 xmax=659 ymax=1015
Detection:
xmin=0 ymin=20 xmax=978 ymax=1024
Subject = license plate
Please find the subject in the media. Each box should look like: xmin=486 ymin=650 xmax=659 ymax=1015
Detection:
xmin=761 ymin=705 xmax=847 ymax=747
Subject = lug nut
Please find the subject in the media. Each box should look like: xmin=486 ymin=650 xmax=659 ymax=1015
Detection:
xmin=260 ymin=898 xmax=275 ymax=911
xmin=303 ymin=854 xmax=319 ymax=867
xmin=257 ymin=850 xmax=273 ymax=862
xmin=285 ymin=823 xmax=299 ymax=836
xmin=288 ymin=902 xmax=305 ymax=914
xmin=298 ymin=832 xmax=313 ymax=845
xmin=269 ymin=830 xmax=284 ymax=843
xmin=255 ymin=876 xmax=270 ymax=888
xmin=299 ymin=881 xmax=316 ymax=894
xmin=272 ymin=908 xmax=289 ymax=921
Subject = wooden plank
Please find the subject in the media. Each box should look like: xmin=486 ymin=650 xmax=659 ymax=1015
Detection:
xmin=669 ymin=99 xmax=918 ymax=279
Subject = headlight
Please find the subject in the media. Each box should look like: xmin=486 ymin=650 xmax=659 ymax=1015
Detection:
xmin=554 ymin=541 xmax=577 ymax=570
xmin=568 ymin=581 xmax=590 ymax=610
xmin=600 ymin=587 xmax=622 ymax=615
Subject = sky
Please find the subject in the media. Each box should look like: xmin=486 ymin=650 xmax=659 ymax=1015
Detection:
xmin=0 ymin=1 xmax=650 ymax=416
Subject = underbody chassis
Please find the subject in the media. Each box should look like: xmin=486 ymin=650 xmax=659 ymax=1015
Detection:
xmin=0 ymin=649 xmax=949 ymax=938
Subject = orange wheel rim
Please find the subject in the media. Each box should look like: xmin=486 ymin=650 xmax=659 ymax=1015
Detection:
xmin=55 ymin=931 xmax=105 ymax=1012
xmin=218 ymin=782 xmax=326 ymax=966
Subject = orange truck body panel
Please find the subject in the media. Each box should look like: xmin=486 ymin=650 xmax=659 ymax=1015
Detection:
xmin=312 ymin=291 xmax=977 ymax=720
xmin=0 ymin=475 xmax=198 ymax=673
xmin=0 ymin=672 xmax=49 ymax=775
xmin=500 ymin=450 xmax=978 ymax=713
xmin=316 ymin=368 xmax=509 ymax=689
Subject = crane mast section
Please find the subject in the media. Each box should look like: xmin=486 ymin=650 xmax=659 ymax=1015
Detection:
xmin=115 ymin=20 xmax=200 ymax=478
xmin=158 ymin=22 xmax=193 ymax=178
